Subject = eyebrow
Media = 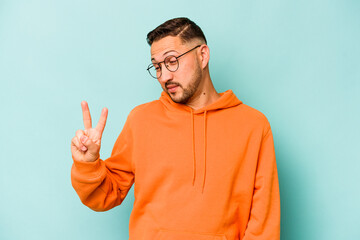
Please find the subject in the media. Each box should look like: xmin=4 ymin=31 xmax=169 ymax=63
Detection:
xmin=151 ymin=50 xmax=179 ymax=62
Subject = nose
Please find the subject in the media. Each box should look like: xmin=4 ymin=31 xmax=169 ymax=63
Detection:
xmin=158 ymin=64 xmax=173 ymax=84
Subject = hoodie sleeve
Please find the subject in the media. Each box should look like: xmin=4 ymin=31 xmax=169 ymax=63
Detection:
xmin=71 ymin=113 xmax=135 ymax=212
xmin=243 ymin=123 xmax=281 ymax=239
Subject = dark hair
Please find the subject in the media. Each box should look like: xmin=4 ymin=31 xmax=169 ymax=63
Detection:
xmin=146 ymin=17 xmax=207 ymax=46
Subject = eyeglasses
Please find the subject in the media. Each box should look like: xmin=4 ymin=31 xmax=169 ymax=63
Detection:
xmin=147 ymin=45 xmax=201 ymax=79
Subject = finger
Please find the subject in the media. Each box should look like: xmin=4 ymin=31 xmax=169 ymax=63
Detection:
xmin=71 ymin=136 xmax=80 ymax=149
xmin=81 ymin=134 xmax=99 ymax=156
xmin=81 ymin=101 xmax=92 ymax=130
xmin=95 ymin=107 xmax=108 ymax=135
xmin=71 ymin=136 xmax=87 ymax=152
xmin=75 ymin=129 xmax=87 ymax=151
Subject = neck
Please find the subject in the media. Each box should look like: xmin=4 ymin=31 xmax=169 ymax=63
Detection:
xmin=185 ymin=73 xmax=221 ymax=110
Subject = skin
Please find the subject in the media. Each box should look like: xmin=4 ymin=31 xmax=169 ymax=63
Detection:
xmin=71 ymin=35 xmax=220 ymax=162
xmin=71 ymin=101 xmax=108 ymax=162
xmin=150 ymin=36 xmax=220 ymax=110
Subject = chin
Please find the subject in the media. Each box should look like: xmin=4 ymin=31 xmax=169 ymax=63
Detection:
xmin=172 ymin=94 xmax=190 ymax=104
xmin=168 ymin=92 xmax=182 ymax=103
xmin=169 ymin=93 xmax=181 ymax=102
xmin=166 ymin=86 xmax=192 ymax=104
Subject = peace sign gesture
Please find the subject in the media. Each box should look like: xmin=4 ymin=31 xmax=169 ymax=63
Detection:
xmin=71 ymin=101 xmax=108 ymax=162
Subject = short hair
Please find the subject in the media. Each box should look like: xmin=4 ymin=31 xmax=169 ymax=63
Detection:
xmin=146 ymin=17 xmax=207 ymax=46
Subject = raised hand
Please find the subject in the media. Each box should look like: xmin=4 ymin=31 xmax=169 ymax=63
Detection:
xmin=71 ymin=101 xmax=108 ymax=162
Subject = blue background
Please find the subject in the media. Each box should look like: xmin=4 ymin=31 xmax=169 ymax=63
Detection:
xmin=1 ymin=0 xmax=359 ymax=239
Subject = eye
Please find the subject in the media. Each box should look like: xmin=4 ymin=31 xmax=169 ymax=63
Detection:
xmin=153 ymin=64 xmax=161 ymax=72
xmin=169 ymin=60 xmax=177 ymax=65
xmin=166 ymin=56 xmax=177 ymax=66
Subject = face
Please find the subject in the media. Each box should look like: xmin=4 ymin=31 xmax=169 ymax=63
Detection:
xmin=150 ymin=36 xmax=203 ymax=104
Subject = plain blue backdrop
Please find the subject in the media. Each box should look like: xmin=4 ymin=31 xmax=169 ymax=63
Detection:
xmin=1 ymin=0 xmax=359 ymax=239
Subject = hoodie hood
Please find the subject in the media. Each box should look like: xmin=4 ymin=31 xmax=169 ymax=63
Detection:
xmin=159 ymin=89 xmax=243 ymax=193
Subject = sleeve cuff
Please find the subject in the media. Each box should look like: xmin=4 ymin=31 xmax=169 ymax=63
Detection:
xmin=71 ymin=156 xmax=105 ymax=181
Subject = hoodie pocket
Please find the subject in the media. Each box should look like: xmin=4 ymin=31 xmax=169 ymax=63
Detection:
xmin=157 ymin=229 xmax=228 ymax=240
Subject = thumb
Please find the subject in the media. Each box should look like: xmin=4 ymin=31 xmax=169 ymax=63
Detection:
xmin=80 ymin=135 xmax=99 ymax=153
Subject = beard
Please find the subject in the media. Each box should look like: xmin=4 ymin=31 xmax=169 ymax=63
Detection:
xmin=166 ymin=65 xmax=202 ymax=104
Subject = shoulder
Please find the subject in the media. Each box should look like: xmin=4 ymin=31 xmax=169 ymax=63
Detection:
xmin=236 ymin=103 xmax=272 ymax=135
xmin=238 ymin=103 xmax=269 ymax=122
xmin=126 ymin=99 xmax=163 ymax=121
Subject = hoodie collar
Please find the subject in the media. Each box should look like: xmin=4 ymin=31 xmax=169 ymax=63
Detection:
xmin=159 ymin=89 xmax=242 ymax=113
xmin=159 ymin=89 xmax=242 ymax=193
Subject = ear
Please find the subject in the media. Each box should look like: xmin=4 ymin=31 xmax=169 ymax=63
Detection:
xmin=198 ymin=44 xmax=210 ymax=69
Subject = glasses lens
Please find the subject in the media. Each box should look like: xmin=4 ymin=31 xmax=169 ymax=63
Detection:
xmin=148 ymin=64 xmax=160 ymax=79
xmin=165 ymin=56 xmax=179 ymax=72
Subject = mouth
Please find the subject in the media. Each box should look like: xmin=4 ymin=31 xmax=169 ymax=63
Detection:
xmin=166 ymin=84 xmax=179 ymax=93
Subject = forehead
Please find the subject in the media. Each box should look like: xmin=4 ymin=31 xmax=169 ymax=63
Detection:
xmin=150 ymin=36 xmax=187 ymax=60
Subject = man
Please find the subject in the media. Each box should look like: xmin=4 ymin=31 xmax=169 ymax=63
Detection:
xmin=71 ymin=17 xmax=280 ymax=240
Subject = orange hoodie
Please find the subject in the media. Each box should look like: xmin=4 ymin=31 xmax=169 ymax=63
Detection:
xmin=71 ymin=89 xmax=280 ymax=240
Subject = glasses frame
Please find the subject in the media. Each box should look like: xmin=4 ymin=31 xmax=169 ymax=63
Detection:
xmin=147 ymin=45 xmax=201 ymax=79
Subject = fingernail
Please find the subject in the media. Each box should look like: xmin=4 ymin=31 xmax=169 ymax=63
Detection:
xmin=81 ymin=146 xmax=87 ymax=151
xmin=81 ymin=135 xmax=88 ymax=143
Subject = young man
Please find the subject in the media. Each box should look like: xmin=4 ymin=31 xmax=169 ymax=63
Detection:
xmin=71 ymin=17 xmax=280 ymax=240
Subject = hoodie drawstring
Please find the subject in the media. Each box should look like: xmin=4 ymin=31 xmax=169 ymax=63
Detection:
xmin=202 ymin=110 xmax=207 ymax=193
xmin=190 ymin=109 xmax=208 ymax=193
xmin=191 ymin=109 xmax=196 ymax=186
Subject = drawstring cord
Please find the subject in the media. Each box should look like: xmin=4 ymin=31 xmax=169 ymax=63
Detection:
xmin=191 ymin=109 xmax=196 ymax=186
xmin=202 ymin=110 xmax=207 ymax=193
xmin=190 ymin=109 xmax=208 ymax=193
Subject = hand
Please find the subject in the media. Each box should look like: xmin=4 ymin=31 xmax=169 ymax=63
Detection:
xmin=71 ymin=101 xmax=108 ymax=162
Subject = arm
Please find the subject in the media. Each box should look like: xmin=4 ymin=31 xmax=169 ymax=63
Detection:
xmin=71 ymin=110 xmax=135 ymax=212
xmin=243 ymin=125 xmax=281 ymax=239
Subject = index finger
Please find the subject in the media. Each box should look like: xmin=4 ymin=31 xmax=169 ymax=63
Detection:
xmin=81 ymin=101 xmax=92 ymax=130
